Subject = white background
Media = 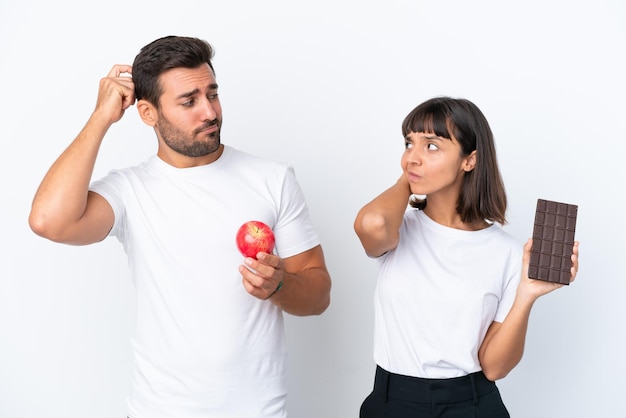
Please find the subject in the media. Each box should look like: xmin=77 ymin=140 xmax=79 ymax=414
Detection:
xmin=1 ymin=1 xmax=625 ymax=417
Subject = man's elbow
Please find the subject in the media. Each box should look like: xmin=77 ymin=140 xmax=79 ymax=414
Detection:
xmin=310 ymin=276 xmax=332 ymax=315
xmin=313 ymin=292 xmax=331 ymax=315
xmin=28 ymin=210 xmax=100 ymax=245
xmin=28 ymin=210 xmax=59 ymax=241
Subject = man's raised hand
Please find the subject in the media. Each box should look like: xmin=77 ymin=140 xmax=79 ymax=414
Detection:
xmin=94 ymin=64 xmax=135 ymax=125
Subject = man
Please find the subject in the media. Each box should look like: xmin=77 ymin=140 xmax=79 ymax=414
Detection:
xmin=29 ymin=35 xmax=331 ymax=418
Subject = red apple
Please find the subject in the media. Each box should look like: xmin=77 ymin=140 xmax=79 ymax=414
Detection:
xmin=235 ymin=221 xmax=275 ymax=259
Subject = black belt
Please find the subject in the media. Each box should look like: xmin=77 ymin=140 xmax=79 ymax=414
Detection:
xmin=373 ymin=365 xmax=497 ymax=405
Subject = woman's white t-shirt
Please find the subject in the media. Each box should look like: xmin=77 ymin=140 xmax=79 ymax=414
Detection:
xmin=373 ymin=209 xmax=522 ymax=379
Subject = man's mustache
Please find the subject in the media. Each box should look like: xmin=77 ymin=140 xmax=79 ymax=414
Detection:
xmin=196 ymin=119 xmax=219 ymax=133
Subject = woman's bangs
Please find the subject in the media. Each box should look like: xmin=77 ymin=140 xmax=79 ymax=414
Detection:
xmin=402 ymin=107 xmax=451 ymax=139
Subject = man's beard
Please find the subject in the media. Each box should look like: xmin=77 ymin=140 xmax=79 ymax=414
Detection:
xmin=156 ymin=112 xmax=221 ymax=157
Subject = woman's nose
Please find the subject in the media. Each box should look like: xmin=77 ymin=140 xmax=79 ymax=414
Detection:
xmin=407 ymin=148 xmax=422 ymax=165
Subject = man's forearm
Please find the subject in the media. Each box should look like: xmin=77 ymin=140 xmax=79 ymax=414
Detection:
xmin=272 ymin=267 xmax=331 ymax=316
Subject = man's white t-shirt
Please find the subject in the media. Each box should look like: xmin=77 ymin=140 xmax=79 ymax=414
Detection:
xmin=90 ymin=146 xmax=320 ymax=418
xmin=373 ymin=209 xmax=522 ymax=379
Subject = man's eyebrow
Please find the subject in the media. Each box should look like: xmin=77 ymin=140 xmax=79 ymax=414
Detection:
xmin=175 ymin=84 xmax=219 ymax=100
xmin=176 ymin=89 xmax=200 ymax=100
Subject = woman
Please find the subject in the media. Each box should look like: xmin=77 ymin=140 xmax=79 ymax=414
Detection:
xmin=354 ymin=97 xmax=579 ymax=417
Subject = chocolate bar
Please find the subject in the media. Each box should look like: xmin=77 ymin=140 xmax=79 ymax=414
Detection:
xmin=528 ymin=199 xmax=578 ymax=285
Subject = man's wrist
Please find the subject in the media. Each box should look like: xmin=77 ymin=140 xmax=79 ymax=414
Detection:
xmin=265 ymin=280 xmax=283 ymax=299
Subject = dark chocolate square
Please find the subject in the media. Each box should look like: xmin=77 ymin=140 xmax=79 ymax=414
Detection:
xmin=528 ymin=199 xmax=578 ymax=285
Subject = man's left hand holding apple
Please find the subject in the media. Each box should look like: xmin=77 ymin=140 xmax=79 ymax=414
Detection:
xmin=238 ymin=245 xmax=331 ymax=316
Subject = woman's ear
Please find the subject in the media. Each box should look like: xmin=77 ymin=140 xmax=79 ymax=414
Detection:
xmin=137 ymin=99 xmax=157 ymax=127
xmin=463 ymin=150 xmax=477 ymax=172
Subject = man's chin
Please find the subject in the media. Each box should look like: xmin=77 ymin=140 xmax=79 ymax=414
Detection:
xmin=197 ymin=140 xmax=222 ymax=158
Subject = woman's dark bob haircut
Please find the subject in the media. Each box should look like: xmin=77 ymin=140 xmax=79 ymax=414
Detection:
xmin=402 ymin=97 xmax=507 ymax=225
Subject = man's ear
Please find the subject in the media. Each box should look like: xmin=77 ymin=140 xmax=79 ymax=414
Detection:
xmin=137 ymin=99 xmax=157 ymax=127
xmin=463 ymin=150 xmax=477 ymax=172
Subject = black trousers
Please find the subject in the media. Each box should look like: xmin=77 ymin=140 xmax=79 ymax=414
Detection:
xmin=360 ymin=366 xmax=510 ymax=418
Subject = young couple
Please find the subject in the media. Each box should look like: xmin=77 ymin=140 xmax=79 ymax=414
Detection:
xmin=29 ymin=35 xmax=579 ymax=418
